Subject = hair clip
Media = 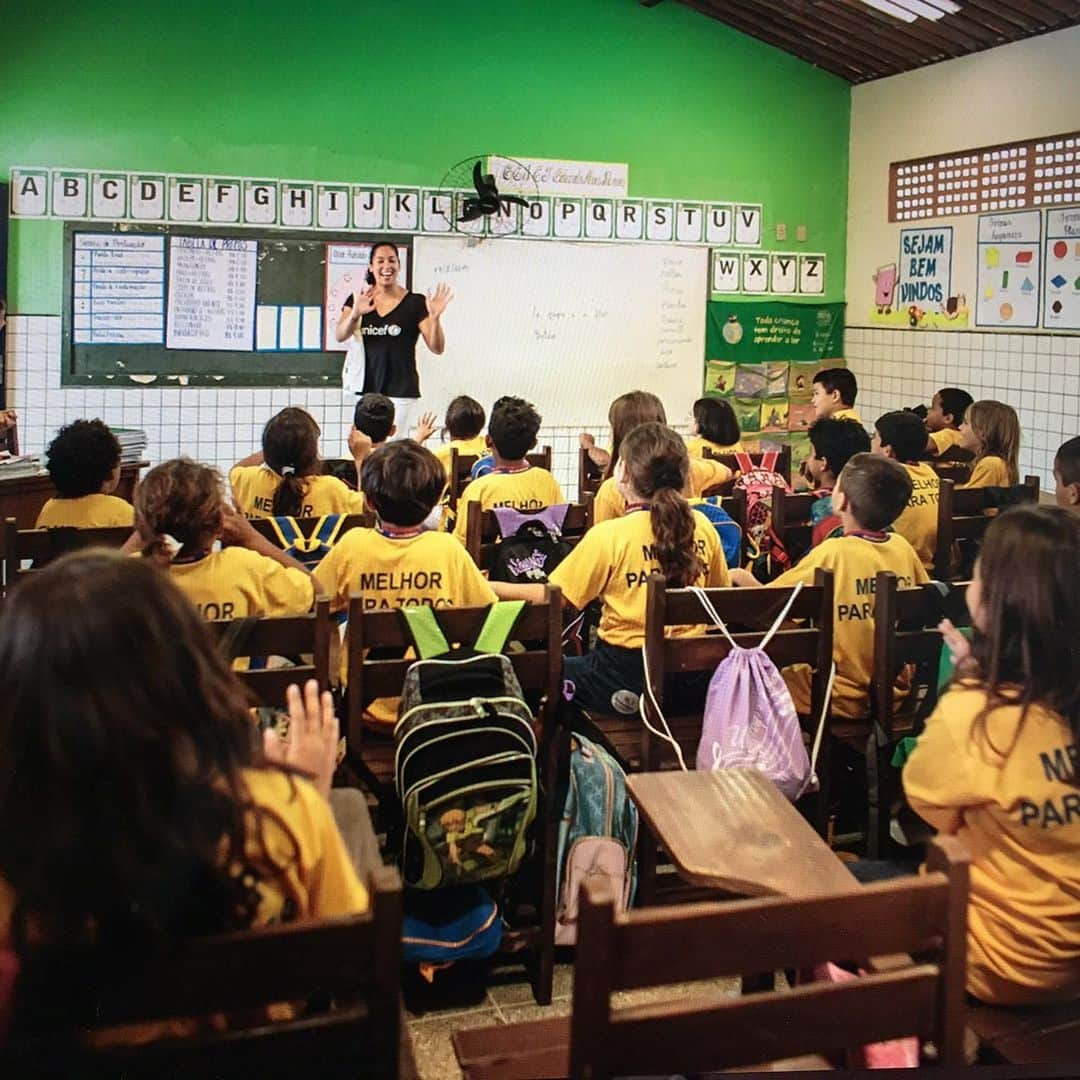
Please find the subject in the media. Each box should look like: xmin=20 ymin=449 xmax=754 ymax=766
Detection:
xmin=160 ymin=533 xmax=183 ymax=559
xmin=280 ymin=465 xmax=296 ymax=476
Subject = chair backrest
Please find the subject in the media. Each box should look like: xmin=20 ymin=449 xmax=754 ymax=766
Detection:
xmin=872 ymin=572 xmax=969 ymax=741
xmin=935 ymin=475 xmax=1040 ymax=580
xmin=567 ymin=835 xmax=969 ymax=1077
xmin=6 ymin=864 xmax=404 ymax=1079
xmin=640 ymin=571 xmax=835 ymax=771
xmin=704 ymin=445 xmax=792 ymax=485
xmin=929 ymin=459 xmax=972 ymax=486
xmin=465 ymin=501 xmax=593 ymax=569
xmin=770 ymin=487 xmax=819 ymax=564
xmin=2 ymin=517 xmax=133 ymax=593
xmin=320 ymin=457 xmax=359 ymax=489
xmin=449 ymin=446 xmax=553 ymax=508
xmin=578 ymin=446 xmax=604 ymax=500
xmin=249 ymin=513 xmax=373 ymax=546
xmin=346 ymin=587 xmax=563 ymax=748
xmin=205 ymin=596 xmax=333 ymax=705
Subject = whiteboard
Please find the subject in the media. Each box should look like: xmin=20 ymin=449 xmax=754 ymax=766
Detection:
xmin=411 ymin=237 xmax=707 ymax=426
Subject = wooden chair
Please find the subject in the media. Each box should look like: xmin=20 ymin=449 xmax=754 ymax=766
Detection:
xmin=704 ymin=444 xmax=792 ymax=485
xmin=449 ymin=446 xmax=552 ymax=509
xmin=463 ymin=500 xmax=593 ymax=570
xmin=205 ymin=596 xmax=333 ymax=707
xmin=320 ymin=456 xmax=359 ymax=490
xmin=577 ymin=446 xmax=604 ymax=500
xmin=344 ymin=588 xmax=565 ymax=1004
xmin=250 ymin=512 xmax=373 ymax=546
xmin=929 ymin=459 xmax=972 ymax=486
xmin=3 ymin=865 xmax=408 ymax=1080
xmin=453 ymin=836 xmax=970 ymax=1078
xmin=934 ymin=475 xmax=1040 ymax=580
xmin=1 ymin=517 xmax=133 ymax=593
xmin=968 ymin=996 xmax=1080 ymax=1065
xmin=867 ymin=573 xmax=969 ymax=859
xmin=770 ymin=486 xmax=819 ymax=566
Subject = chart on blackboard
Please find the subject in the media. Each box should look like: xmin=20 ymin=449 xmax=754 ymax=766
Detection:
xmin=73 ymin=233 xmax=165 ymax=345
xmin=165 ymin=236 xmax=257 ymax=350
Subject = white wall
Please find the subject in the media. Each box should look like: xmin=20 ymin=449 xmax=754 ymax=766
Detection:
xmin=846 ymin=26 xmax=1080 ymax=488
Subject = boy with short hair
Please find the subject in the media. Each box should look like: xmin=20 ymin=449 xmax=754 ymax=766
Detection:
xmin=802 ymin=417 xmax=871 ymax=546
xmin=36 ymin=418 xmax=134 ymax=528
xmin=1054 ymin=436 xmax=1080 ymax=511
xmin=924 ymin=387 xmax=973 ymax=457
xmin=452 ymin=396 xmax=563 ymax=543
xmin=732 ymin=453 xmax=928 ymax=723
xmin=872 ymin=410 xmax=940 ymax=571
xmin=314 ymin=440 xmax=496 ymax=725
xmin=352 ymin=393 xmax=396 ymax=450
xmin=811 ymin=368 xmax=861 ymax=424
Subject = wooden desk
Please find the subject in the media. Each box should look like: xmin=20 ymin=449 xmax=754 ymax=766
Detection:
xmin=0 ymin=461 xmax=147 ymax=529
xmin=627 ymin=768 xmax=858 ymax=898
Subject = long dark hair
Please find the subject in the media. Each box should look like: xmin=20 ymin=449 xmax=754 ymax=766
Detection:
xmin=620 ymin=422 xmax=704 ymax=588
xmin=135 ymin=458 xmax=225 ymax=563
xmin=263 ymin=407 xmax=321 ymax=517
xmin=604 ymin=391 xmax=667 ymax=480
xmin=0 ymin=551 xmax=290 ymax=959
xmin=966 ymin=505 xmax=1080 ymax=756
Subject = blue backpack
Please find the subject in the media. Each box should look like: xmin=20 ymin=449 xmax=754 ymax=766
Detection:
xmin=402 ymin=885 xmax=503 ymax=966
xmin=688 ymin=497 xmax=743 ymax=568
xmin=265 ymin=514 xmax=349 ymax=570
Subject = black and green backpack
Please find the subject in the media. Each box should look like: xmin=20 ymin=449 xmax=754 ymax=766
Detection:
xmin=394 ymin=602 xmax=538 ymax=890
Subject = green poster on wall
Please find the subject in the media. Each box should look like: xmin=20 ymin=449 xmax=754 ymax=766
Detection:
xmin=706 ymin=301 xmax=845 ymax=364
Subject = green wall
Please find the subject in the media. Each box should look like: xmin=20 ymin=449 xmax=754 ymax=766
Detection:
xmin=1 ymin=0 xmax=850 ymax=311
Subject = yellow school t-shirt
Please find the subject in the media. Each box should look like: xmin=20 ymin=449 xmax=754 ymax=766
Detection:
xmin=960 ymin=455 xmax=1013 ymax=489
xmin=452 ymin=467 xmax=565 ymax=543
xmin=230 ymin=465 xmax=364 ymax=519
xmin=685 ymin=436 xmax=745 ymax=459
xmin=433 ymin=436 xmax=488 ymax=477
xmin=928 ymin=427 xmax=964 ymax=455
xmin=35 ymin=493 xmax=134 ymax=529
xmin=167 ymin=547 xmax=314 ymax=621
xmin=313 ymin=529 xmax=497 ymax=718
xmin=832 ymin=406 xmax=863 ymax=424
xmin=592 ymin=459 xmax=733 ymax=524
xmin=893 ymin=461 xmax=940 ymax=572
xmin=550 ymin=509 xmax=730 ymax=649
xmin=771 ymin=533 xmax=929 ymax=719
xmin=904 ymin=685 xmax=1080 ymax=1005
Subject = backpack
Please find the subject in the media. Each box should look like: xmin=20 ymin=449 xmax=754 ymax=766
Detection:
xmin=395 ymin=602 xmax=538 ymax=890
xmin=265 ymin=514 xmax=349 ymax=570
xmin=487 ymin=504 xmax=573 ymax=584
xmin=687 ymin=497 xmax=742 ymax=568
xmin=641 ymin=584 xmax=833 ymax=802
xmin=401 ymin=885 xmax=503 ymax=966
xmin=733 ymin=449 xmax=791 ymax=551
xmin=554 ymin=732 xmax=638 ymax=945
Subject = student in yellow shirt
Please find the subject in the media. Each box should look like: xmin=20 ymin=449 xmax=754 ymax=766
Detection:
xmin=732 ymin=453 xmax=928 ymax=722
xmin=35 ymin=418 xmax=134 ymax=528
xmin=231 ymin=406 xmax=367 ymax=519
xmin=904 ymin=506 xmax=1080 ymax=1005
xmin=314 ymin=441 xmax=497 ymax=725
xmin=1054 ymin=436 xmax=1080 ymax=511
xmin=0 ymin=551 xmax=369 ymax=1014
xmin=492 ymin=422 xmax=730 ymax=716
xmin=593 ymin=391 xmax=732 ymax=523
xmin=923 ymin=387 xmax=973 ymax=457
xmin=958 ymin=399 xmax=1020 ymax=489
xmin=685 ymin=396 xmax=744 ymax=458
xmin=414 ymin=394 xmax=488 ymax=475
xmin=801 ymin=416 xmax=871 ymax=547
xmin=452 ymin=396 xmax=564 ymax=543
xmin=136 ymin=458 xmax=314 ymax=621
xmin=872 ymin=410 xmax=940 ymax=571
xmin=811 ymin=367 xmax=862 ymax=424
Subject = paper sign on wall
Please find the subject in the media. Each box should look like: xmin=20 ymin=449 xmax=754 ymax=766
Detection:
xmin=976 ymin=211 xmax=1041 ymax=328
xmin=897 ymin=227 xmax=953 ymax=307
xmin=1042 ymin=208 xmax=1080 ymax=331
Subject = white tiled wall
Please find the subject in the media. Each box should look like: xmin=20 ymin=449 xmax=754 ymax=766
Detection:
xmin=3 ymin=314 xmax=619 ymax=501
xmin=846 ymin=327 xmax=1080 ymax=490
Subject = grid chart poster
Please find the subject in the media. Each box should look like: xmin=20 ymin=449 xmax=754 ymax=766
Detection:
xmin=1043 ymin=208 xmax=1080 ymax=331
xmin=976 ymin=211 xmax=1042 ymax=328
xmin=166 ymin=236 xmax=258 ymax=350
xmin=73 ymin=233 xmax=165 ymax=345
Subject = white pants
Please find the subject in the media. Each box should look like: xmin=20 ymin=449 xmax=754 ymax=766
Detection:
xmin=388 ymin=396 xmax=422 ymax=442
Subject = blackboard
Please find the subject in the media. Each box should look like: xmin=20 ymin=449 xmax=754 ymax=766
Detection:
xmin=61 ymin=222 xmax=412 ymax=387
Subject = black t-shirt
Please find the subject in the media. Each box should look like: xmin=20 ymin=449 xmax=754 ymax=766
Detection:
xmin=343 ymin=291 xmax=428 ymax=398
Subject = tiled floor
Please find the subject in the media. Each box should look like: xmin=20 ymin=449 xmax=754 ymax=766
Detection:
xmin=402 ymin=958 xmax=741 ymax=1079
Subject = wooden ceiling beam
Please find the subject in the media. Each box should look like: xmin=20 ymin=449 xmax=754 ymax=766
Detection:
xmin=772 ymin=0 xmax=927 ymax=67
xmin=830 ymin=0 xmax=993 ymax=55
xmin=1016 ymin=0 xmax=1080 ymax=20
xmin=820 ymin=1 xmax=967 ymax=59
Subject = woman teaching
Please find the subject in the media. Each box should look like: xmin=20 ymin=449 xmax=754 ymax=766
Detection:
xmin=335 ymin=242 xmax=452 ymax=440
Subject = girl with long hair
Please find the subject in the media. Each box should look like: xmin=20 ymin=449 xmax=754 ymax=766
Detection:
xmin=958 ymin=399 xmax=1021 ymax=488
xmin=492 ymin=422 xmax=730 ymax=715
xmin=904 ymin=505 xmax=1080 ymax=1005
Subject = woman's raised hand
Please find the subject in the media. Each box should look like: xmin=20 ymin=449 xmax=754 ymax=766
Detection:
xmin=426 ymin=283 xmax=454 ymax=320
xmin=353 ymin=285 xmax=376 ymax=316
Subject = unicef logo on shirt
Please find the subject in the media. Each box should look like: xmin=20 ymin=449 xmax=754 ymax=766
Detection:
xmin=388 ymin=324 xmax=402 ymax=336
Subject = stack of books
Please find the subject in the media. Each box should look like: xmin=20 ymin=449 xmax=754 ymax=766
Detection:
xmin=113 ymin=428 xmax=148 ymax=464
xmin=0 ymin=453 xmax=43 ymax=479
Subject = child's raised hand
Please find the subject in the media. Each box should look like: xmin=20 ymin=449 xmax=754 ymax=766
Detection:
xmin=220 ymin=503 xmax=258 ymax=548
xmin=579 ymin=432 xmax=595 ymax=450
xmin=264 ymin=680 xmax=340 ymax=799
xmin=348 ymin=425 xmax=373 ymax=461
xmin=938 ymin=618 xmax=972 ymax=667
xmin=414 ymin=412 xmax=439 ymax=444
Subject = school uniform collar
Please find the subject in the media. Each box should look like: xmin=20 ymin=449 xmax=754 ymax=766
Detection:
xmin=375 ymin=519 xmax=424 ymax=540
xmin=843 ymin=528 xmax=890 ymax=543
